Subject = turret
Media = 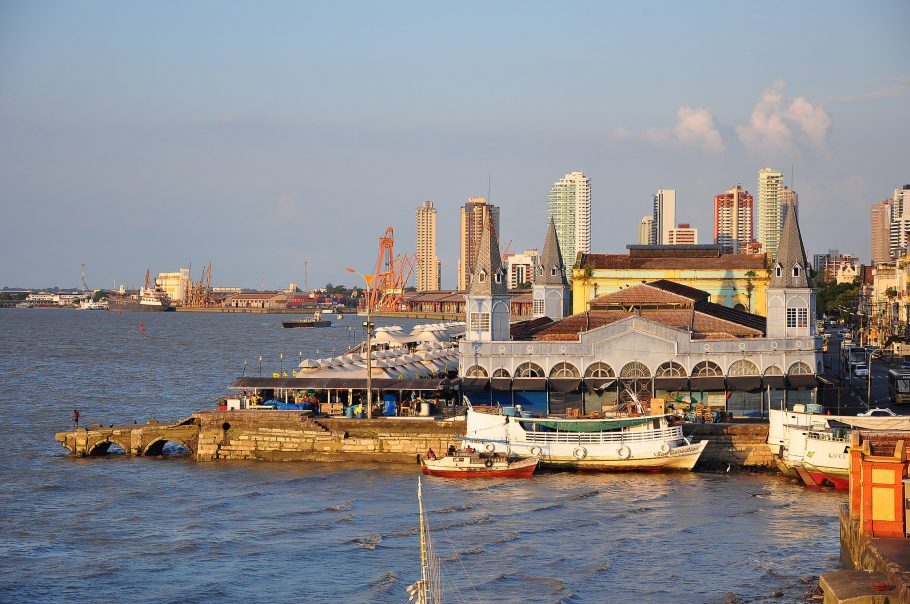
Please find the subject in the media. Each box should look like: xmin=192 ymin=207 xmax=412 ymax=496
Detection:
xmin=465 ymin=213 xmax=510 ymax=342
xmin=532 ymin=218 xmax=569 ymax=320
xmin=766 ymin=207 xmax=815 ymax=339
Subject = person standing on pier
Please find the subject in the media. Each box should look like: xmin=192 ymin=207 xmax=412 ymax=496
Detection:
xmin=71 ymin=409 xmax=80 ymax=429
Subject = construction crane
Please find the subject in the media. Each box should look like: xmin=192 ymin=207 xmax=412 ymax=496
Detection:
xmin=362 ymin=227 xmax=417 ymax=312
xmin=185 ymin=262 xmax=216 ymax=308
xmin=81 ymin=263 xmax=89 ymax=294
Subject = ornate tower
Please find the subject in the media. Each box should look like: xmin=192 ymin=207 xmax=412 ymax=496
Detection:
xmin=765 ymin=207 xmax=815 ymax=339
xmin=533 ymin=218 xmax=569 ymax=320
xmin=465 ymin=213 xmax=510 ymax=342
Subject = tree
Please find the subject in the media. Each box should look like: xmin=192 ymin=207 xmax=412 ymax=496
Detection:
xmin=744 ymin=270 xmax=757 ymax=313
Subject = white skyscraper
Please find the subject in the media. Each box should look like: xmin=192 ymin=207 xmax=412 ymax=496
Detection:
xmin=890 ymin=185 xmax=910 ymax=258
xmin=757 ymin=167 xmax=784 ymax=259
xmin=652 ymin=189 xmax=676 ymax=245
xmin=548 ymin=171 xmax=591 ymax=273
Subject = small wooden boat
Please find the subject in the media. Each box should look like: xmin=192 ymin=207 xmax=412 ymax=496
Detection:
xmin=420 ymin=453 xmax=538 ymax=478
xmin=282 ymin=311 xmax=331 ymax=328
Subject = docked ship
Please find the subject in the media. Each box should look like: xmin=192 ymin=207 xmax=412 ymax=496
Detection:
xmin=463 ymin=406 xmax=707 ymax=471
xmin=282 ymin=311 xmax=331 ymax=328
xmin=107 ymin=271 xmax=173 ymax=312
xmin=768 ymin=406 xmax=910 ymax=489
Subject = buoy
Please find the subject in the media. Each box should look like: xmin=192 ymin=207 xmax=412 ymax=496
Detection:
xmin=139 ymin=321 xmax=145 ymax=333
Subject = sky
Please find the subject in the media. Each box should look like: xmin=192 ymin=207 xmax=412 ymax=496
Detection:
xmin=1 ymin=1 xmax=908 ymax=290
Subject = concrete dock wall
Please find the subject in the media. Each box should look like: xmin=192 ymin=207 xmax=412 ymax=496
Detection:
xmin=683 ymin=423 xmax=773 ymax=470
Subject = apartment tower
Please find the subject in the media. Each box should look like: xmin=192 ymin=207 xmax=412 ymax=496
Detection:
xmin=890 ymin=185 xmax=910 ymax=258
xmin=713 ymin=185 xmax=754 ymax=254
xmin=667 ymin=224 xmax=698 ymax=245
xmin=548 ymin=171 xmax=591 ymax=274
xmin=652 ymin=189 xmax=677 ymax=245
xmin=638 ymin=215 xmax=654 ymax=245
xmin=415 ymin=201 xmax=440 ymax=291
xmin=757 ymin=167 xmax=784 ymax=259
xmin=780 ymin=186 xmax=798 ymax=227
xmin=458 ymin=197 xmax=500 ymax=291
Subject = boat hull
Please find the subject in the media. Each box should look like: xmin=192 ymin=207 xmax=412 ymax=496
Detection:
xmin=420 ymin=456 xmax=537 ymax=478
xmin=108 ymin=298 xmax=173 ymax=312
xmin=282 ymin=320 xmax=331 ymax=328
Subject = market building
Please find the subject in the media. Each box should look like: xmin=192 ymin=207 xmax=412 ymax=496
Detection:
xmin=571 ymin=244 xmax=769 ymax=315
xmin=459 ymin=209 xmax=820 ymax=419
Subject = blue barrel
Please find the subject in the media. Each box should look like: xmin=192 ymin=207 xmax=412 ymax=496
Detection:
xmin=384 ymin=400 xmax=397 ymax=416
xmin=501 ymin=407 xmax=517 ymax=416
xmin=344 ymin=406 xmax=355 ymax=419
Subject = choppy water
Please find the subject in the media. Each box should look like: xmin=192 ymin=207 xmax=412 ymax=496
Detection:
xmin=0 ymin=309 xmax=843 ymax=603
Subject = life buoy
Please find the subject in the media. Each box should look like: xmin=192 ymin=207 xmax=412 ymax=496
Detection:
xmin=484 ymin=443 xmax=495 ymax=452
xmin=529 ymin=446 xmax=542 ymax=456
xmin=617 ymin=445 xmax=631 ymax=459
xmin=484 ymin=459 xmax=494 ymax=468
xmin=660 ymin=442 xmax=670 ymax=453
xmin=573 ymin=446 xmax=587 ymax=460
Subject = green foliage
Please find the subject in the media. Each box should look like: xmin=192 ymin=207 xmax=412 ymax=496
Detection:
xmin=885 ymin=286 xmax=898 ymax=299
xmin=815 ymin=279 xmax=861 ymax=318
xmin=92 ymin=290 xmax=108 ymax=302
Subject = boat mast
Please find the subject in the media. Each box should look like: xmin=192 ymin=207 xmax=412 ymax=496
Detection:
xmin=417 ymin=477 xmax=429 ymax=604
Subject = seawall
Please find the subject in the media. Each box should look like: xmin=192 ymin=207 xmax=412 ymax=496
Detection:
xmin=56 ymin=411 xmax=774 ymax=469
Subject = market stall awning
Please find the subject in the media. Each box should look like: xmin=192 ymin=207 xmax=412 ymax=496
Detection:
xmin=787 ymin=374 xmax=819 ymax=388
xmin=490 ymin=377 xmax=512 ymax=391
xmin=653 ymin=376 xmax=689 ymax=391
xmin=584 ymin=378 xmax=616 ymax=392
xmin=460 ymin=377 xmax=490 ymax=391
xmin=725 ymin=376 xmax=763 ymax=392
xmin=689 ymin=376 xmax=726 ymax=391
xmin=229 ymin=377 xmax=446 ymax=390
xmin=548 ymin=378 xmax=582 ymax=392
xmin=763 ymin=375 xmax=787 ymax=389
xmin=512 ymin=377 xmax=547 ymax=391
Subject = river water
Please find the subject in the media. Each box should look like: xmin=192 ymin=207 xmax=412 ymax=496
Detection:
xmin=0 ymin=309 xmax=843 ymax=603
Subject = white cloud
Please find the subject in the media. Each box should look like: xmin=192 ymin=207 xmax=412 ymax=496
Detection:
xmin=612 ymin=106 xmax=724 ymax=153
xmin=736 ymin=81 xmax=831 ymax=152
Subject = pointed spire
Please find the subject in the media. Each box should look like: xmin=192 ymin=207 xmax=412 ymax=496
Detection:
xmin=771 ymin=206 xmax=810 ymax=288
xmin=468 ymin=211 xmax=507 ymax=296
xmin=538 ymin=217 xmax=568 ymax=286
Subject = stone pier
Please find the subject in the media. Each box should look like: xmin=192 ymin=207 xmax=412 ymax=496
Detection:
xmin=55 ymin=412 xmax=774 ymax=469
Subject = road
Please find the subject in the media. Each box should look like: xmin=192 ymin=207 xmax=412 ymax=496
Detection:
xmin=825 ymin=332 xmax=907 ymax=414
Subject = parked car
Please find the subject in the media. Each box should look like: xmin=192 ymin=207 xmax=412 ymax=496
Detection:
xmin=857 ymin=408 xmax=897 ymax=417
xmin=853 ymin=363 xmax=869 ymax=378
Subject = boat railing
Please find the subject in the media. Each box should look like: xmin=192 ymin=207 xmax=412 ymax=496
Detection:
xmin=521 ymin=425 xmax=684 ymax=444
xmin=806 ymin=429 xmax=849 ymax=442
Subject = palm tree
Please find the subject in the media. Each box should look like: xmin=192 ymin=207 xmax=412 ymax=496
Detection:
xmin=744 ymin=270 xmax=757 ymax=313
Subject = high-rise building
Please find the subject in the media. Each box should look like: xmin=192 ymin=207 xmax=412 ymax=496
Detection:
xmin=890 ymin=185 xmax=910 ymax=258
xmin=757 ymin=167 xmax=784 ymax=259
xmin=155 ymin=268 xmax=190 ymax=303
xmin=415 ymin=201 xmax=440 ymax=291
xmin=548 ymin=171 xmax=591 ymax=273
xmin=667 ymin=224 xmax=698 ymax=245
xmin=652 ymin=189 xmax=676 ymax=245
xmin=458 ymin=197 xmax=500 ymax=291
xmin=871 ymin=200 xmax=893 ymax=264
xmin=713 ymin=184 xmax=754 ymax=254
xmin=503 ymin=249 xmax=538 ymax=289
xmin=638 ymin=215 xmax=654 ymax=245
xmin=780 ymin=186 xmax=798 ymax=227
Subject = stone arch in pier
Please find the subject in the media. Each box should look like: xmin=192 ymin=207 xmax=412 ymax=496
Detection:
xmin=142 ymin=437 xmax=194 ymax=456
xmin=87 ymin=438 xmax=129 ymax=456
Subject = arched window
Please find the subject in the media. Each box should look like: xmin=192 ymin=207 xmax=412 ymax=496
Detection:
xmin=515 ymin=362 xmax=544 ymax=378
xmin=728 ymin=359 xmax=760 ymax=376
xmin=551 ymin=267 xmax=558 ymax=277
xmin=584 ymin=362 xmax=614 ymax=378
xmin=620 ymin=361 xmax=651 ymax=379
xmin=537 ymin=265 xmax=544 ymax=276
xmin=655 ymin=361 xmax=686 ymax=377
xmin=793 ymin=265 xmax=800 ymax=277
xmin=763 ymin=365 xmax=784 ymax=376
xmin=465 ymin=365 xmax=487 ymax=378
xmin=491 ymin=368 xmax=510 ymax=378
xmin=691 ymin=361 xmax=723 ymax=377
xmin=549 ymin=362 xmax=580 ymax=378
xmin=788 ymin=361 xmax=813 ymax=375
xmin=494 ymin=272 xmax=502 ymax=284
xmin=775 ymin=264 xmax=782 ymax=278
xmin=478 ymin=271 xmax=486 ymax=283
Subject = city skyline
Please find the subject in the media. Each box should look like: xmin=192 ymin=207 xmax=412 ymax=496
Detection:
xmin=1 ymin=1 xmax=908 ymax=289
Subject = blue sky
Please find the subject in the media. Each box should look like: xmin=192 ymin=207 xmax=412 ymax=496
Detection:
xmin=1 ymin=1 xmax=908 ymax=290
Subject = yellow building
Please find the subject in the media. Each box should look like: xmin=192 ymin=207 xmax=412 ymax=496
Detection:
xmin=572 ymin=245 xmax=770 ymax=316
xmin=155 ymin=269 xmax=190 ymax=304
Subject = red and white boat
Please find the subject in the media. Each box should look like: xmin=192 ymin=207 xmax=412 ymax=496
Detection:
xmin=420 ymin=453 xmax=538 ymax=478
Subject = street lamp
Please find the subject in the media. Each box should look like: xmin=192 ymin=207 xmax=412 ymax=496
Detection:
xmin=280 ymin=351 xmax=285 ymax=376
xmin=258 ymin=355 xmax=263 ymax=378
xmin=242 ymin=358 xmax=248 ymax=377
xmin=347 ymin=267 xmax=377 ymax=419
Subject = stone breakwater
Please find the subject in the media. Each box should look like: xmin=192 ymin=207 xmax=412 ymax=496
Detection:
xmin=56 ymin=411 xmax=775 ymax=469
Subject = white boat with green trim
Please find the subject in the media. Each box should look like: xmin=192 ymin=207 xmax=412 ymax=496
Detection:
xmin=464 ymin=407 xmax=708 ymax=471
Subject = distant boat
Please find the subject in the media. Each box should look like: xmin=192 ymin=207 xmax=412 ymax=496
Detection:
xmin=282 ymin=311 xmax=331 ymax=328
xmin=78 ymin=300 xmax=108 ymax=310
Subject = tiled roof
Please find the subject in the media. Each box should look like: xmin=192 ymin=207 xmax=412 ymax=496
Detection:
xmin=771 ymin=209 xmax=810 ymax=288
xmin=538 ymin=218 xmax=568 ymax=286
xmin=510 ymin=316 xmax=554 ymax=340
xmin=531 ymin=308 xmax=764 ymax=341
xmin=648 ymin=279 xmax=711 ymax=302
xmin=589 ymin=283 xmax=696 ymax=307
xmin=578 ymin=252 xmax=766 ymax=271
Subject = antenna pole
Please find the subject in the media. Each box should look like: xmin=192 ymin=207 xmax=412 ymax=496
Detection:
xmin=418 ymin=477 xmax=429 ymax=603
